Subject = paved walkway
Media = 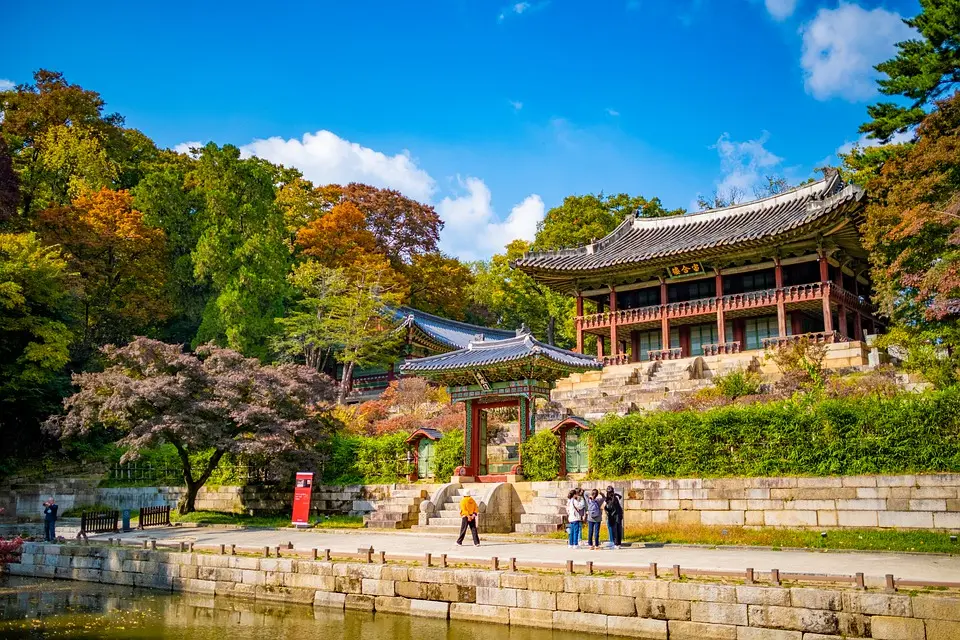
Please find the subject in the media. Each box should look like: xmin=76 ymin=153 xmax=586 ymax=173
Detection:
xmin=99 ymin=527 xmax=960 ymax=584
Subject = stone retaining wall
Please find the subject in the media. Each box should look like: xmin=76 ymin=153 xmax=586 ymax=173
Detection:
xmin=533 ymin=474 xmax=960 ymax=531
xmin=9 ymin=542 xmax=960 ymax=639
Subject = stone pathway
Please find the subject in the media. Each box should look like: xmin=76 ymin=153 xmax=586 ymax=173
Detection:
xmin=100 ymin=527 xmax=960 ymax=584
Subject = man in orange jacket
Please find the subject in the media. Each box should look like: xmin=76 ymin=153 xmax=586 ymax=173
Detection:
xmin=456 ymin=493 xmax=480 ymax=546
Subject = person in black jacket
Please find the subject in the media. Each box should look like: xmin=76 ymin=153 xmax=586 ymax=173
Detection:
xmin=603 ymin=486 xmax=623 ymax=548
xmin=43 ymin=498 xmax=58 ymax=542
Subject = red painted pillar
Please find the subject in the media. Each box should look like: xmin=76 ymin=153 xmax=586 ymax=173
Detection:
xmin=715 ymin=271 xmax=726 ymax=344
xmin=575 ymin=295 xmax=584 ymax=353
xmin=660 ymin=279 xmax=670 ymax=351
xmin=819 ymin=251 xmax=833 ymax=334
xmin=596 ymin=335 xmax=604 ymax=358
xmin=609 ymin=288 xmax=618 ymax=359
xmin=775 ymin=258 xmax=787 ymax=338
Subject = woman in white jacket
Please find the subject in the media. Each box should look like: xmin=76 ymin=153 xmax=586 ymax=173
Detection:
xmin=566 ymin=489 xmax=585 ymax=548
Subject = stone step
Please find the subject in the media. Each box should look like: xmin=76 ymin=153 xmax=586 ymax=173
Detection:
xmin=427 ymin=517 xmax=463 ymax=527
xmin=374 ymin=502 xmax=418 ymax=513
xmin=438 ymin=509 xmax=461 ymax=518
xmin=409 ymin=525 xmax=462 ymax=535
xmin=391 ymin=489 xmax=428 ymax=499
xmin=524 ymin=504 xmax=566 ymax=515
xmin=363 ymin=519 xmax=408 ymax=529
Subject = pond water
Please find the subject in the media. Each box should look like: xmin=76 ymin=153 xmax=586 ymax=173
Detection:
xmin=0 ymin=576 xmax=588 ymax=640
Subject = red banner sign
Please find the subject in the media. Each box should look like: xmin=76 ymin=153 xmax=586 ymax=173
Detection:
xmin=292 ymin=472 xmax=314 ymax=526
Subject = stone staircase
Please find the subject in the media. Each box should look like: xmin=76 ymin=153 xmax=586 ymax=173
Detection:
xmin=362 ymin=488 xmax=428 ymax=529
xmin=515 ymin=487 xmax=567 ymax=534
xmin=551 ymin=352 xmax=764 ymax=419
xmin=411 ymin=486 xmax=475 ymax=534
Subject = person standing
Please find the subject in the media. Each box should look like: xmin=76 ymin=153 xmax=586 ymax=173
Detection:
xmin=585 ymin=489 xmax=604 ymax=550
xmin=43 ymin=497 xmax=58 ymax=542
xmin=604 ymin=486 xmax=623 ymax=548
xmin=456 ymin=493 xmax=480 ymax=546
xmin=566 ymin=489 xmax=585 ymax=548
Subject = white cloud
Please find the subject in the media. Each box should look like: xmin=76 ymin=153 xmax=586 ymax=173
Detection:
xmin=437 ymin=177 xmax=545 ymax=261
xmin=0 ymin=79 xmax=14 ymax=92
xmin=173 ymin=141 xmax=204 ymax=156
xmin=835 ymin=129 xmax=914 ymax=156
xmin=764 ymin=0 xmax=796 ymax=21
xmin=498 ymin=1 xmax=547 ymax=22
xmin=707 ymin=131 xmax=784 ymax=202
xmin=240 ymin=130 xmax=437 ymax=202
xmin=606 ymin=108 xmax=621 ymax=117
xmin=800 ymin=3 xmax=915 ymax=101
xmin=510 ymin=100 xmax=524 ymax=111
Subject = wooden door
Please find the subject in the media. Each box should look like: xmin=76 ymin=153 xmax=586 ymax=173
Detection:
xmin=417 ymin=439 xmax=434 ymax=478
xmin=478 ymin=411 xmax=488 ymax=476
xmin=565 ymin=430 xmax=589 ymax=474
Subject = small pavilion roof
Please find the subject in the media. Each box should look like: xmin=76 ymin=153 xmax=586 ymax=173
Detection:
xmin=512 ymin=173 xmax=866 ymax=293
xmin=550 ymin=416 xmax=591 ymax=433
xmin=405 ymin=427 xmax=443 ymax=444
xmin=399 ymin=332 xmax=601 ymax=385
xmin=392 ymin=306 xmax=514 ymax=352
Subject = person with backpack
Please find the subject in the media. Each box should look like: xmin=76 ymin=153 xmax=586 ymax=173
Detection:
xmin=566 ymin=489 xmax=585 ymax=548
xmin=585 ymin=488 xmax=604 ymax=550
xmin=604 ymin=486 xmax=623 ymax=548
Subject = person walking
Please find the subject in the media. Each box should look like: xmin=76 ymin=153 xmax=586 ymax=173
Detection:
xmin=43 ymin=497 xmax=58 ymax=542
xmin=566 ymin=489 xmax=585 ymax=548
xmin=456 ymin=493 xmax=480 ymax=546
xmin=585 ymin=489 xmax=604 ymax=550
xmin=604 ymin=486 xmax=623 ymax=548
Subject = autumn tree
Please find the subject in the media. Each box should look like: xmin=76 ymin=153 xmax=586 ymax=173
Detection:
xmin=405 ymin=252 xmax=475 ymax=320
xmin=191 ymin=144 xmax=291 ymax=359
xmin=48 ymin=338 xmax=337 ymax=512
xmin=0 ymin=137 xmax=18 ymax=226
xmin=36 ymin=188 xmax=168 ymax=358
xmin=533 ymin=193 xmax=683 ymax=251
xmin=861 ymin=0 xmax=960 ymax=141
xmin=0 ymin=232 xmax=74 ymax=462
xmin=295 ymin=201 xmax=378 ymax=267
xmin=859 ymin=93 xmax=960 ymax=381
xmin=341 ymin=183 xmax=443 ymax=265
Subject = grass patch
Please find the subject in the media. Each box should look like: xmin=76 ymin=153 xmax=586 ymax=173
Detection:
xmin=169 ymin=510 xmax=364 ymax=529
xmin=548 ymin=523 xmax=960 ymax=553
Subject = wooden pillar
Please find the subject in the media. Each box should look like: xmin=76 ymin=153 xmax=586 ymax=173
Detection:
xmin=791 ymin=312 xmax=803 ymax=336
xmin=838 ymin=306 xmax=849 ymax=339
xmin=819 ymin=251 xmax=833 ymax=334
xmin=609 ymin=288 xmax=619 ymax=357
xmin=575 ymin=295 xmax=584 ymax=353
xmin=679 ymin=326 xmax=691 ymax=358
xmin=715 ymin=271 xmax=726 ymax=344
xmin=775 ymin=258 xmax=786 ymax=338
xmin=596 ymin=335 xmax=604 ymax=358
xmin=660 ymin=279 xmax=669 ymax=350
xmin=630 ymin=330 xmax=640 ymax=363
xmin=853 ymin=312 xmax=863 ymax=341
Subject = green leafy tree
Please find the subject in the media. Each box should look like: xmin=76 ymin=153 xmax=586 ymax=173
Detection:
xmin=405 ymin=252 xmax=475 ymax=320
xmin=533 ymin=193 xmax=683 ymax=251
xmin=471 ymin=239 xmax=574 ymax=347
xmin=276 ymin=255 xmax=407 ymax=403
xmin=191 ymin=144 xmax=291 ymax=359
xmin=0 ymin=232 xmax=74 ymax=463
xmin=861 ymin=0 xmax=960 ymax=141
xmin=519 ymin=430 xmax=562 ymax=481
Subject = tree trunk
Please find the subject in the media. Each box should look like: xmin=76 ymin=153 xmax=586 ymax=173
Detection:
xmin=337 ymin=361 xmax=355 ymax=404
xmin=547 ymin=315 xmax=556 ymax=346
xmin=173 ymin=443 xmax=226 ymax=514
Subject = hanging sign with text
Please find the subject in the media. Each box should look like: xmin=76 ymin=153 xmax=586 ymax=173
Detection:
xmin=291 ymin=471 xmax=314 ymax=527
xmin=666 ymin=262 xmax=705 ymax=278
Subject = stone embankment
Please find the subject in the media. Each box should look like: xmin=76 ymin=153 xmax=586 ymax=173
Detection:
xmin=9 ymin=542 xmax=960 ymax=639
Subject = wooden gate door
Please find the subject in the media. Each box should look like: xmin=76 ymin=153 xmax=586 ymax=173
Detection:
xmin=478 ymin=411 xmax=488 ymax=476
xmin=417 ymin=439 xmax=434 ymax=478
xmin=565 ymin=430 xmax=589 ymax=474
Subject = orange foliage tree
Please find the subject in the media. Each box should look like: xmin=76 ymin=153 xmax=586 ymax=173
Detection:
xmin=37 ymin=188 xmax=168 ymax=354
xmin=295 ymin=201 xmax=378 ymax=268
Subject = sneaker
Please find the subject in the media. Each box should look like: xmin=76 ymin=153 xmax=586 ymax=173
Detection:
xmin=474 ymin=544 xmax=480 ymax=547
xmin=456 ymin=542 xmax=462 ymax=546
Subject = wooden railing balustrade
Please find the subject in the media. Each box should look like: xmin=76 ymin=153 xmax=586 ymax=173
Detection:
xmin=700 ymin=341 xmax=741 ymax=356
xmin=761 ymin=331 xmax=841 ymax=350
xmin=77 ymin=510 xmax=119 ymax=539
xmin=647 ymin=347 xmax=683 ymax=361
xmin=600 ymin=354 xmax=630 ymax=366
xmin=138 ymin=506 xmax=171 ymax=529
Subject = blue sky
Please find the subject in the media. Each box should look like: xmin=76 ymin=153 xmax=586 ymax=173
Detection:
xmin=3 ymin=0 xmax=918 ymax=260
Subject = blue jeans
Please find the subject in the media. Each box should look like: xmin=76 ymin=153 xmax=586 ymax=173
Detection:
xmin=606 ymin=516 xmax=622 ymax=546
xmin=587 ymin=521 xmax=601 ymax=546
xmin=567 ymin=521 xmax=581 ymax=546
xmin=44 ymin=520 xmax=56 ymax=542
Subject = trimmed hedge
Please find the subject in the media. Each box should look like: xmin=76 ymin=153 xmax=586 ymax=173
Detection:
xmin=590 ymin=387 xmax=960 ymax=478
xmin=520 ymin=430 xmax=562 ymax=481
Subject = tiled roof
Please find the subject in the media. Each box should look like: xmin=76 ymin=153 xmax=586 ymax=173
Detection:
xmin=550 ymin=416 xmax=591 ymax=432
xmin=392 ymin=306 xmax=514 ymax=351
xmin=512 ymin=173 xmax=865 ymax=290
xmin=399 ymin=333 xmax=601 ymax=374
xmin=405 ymin=427 xmax=443 ymax=443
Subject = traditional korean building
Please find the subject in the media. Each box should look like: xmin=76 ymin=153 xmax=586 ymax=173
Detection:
xmin=512 ymin=172 xmax=881 ymax=364
xmin=346 ymin=306 xmax=516 ymax=401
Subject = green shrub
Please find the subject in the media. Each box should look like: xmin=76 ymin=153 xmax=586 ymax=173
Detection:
xmin=591 ymin=387 xmax=960 ymax=478
xmin=432 ymin=430 xmax=464 ymax=481
xmin=519 ymin=430 xmax=562 ymax=481
xmin=712 ymin=369 xmax=763 ymax=399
